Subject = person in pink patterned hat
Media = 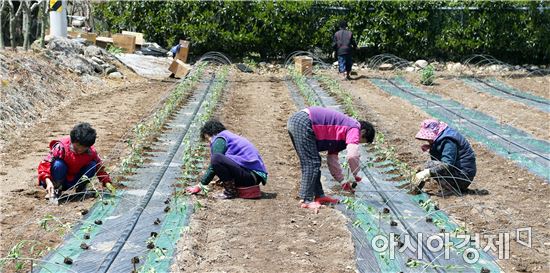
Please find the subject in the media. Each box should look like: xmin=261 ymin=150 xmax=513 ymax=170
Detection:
xmin=411 ymin=119 xmax=477 ymax=196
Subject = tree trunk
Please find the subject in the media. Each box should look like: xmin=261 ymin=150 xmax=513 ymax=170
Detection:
xmin=0 ymin=0 xmax=6 ymax=50
xmin=40 ymin=0 xmax=47 ymax=48
xmin=8 ymin=0 xmax=23 ymax=50
xmin=22 ymin=1 xmax=29 ymax=50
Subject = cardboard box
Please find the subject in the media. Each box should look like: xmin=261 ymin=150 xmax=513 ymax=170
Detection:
xmin=175 ymin=40 xmax=190 ymax=63
xmin=80 ymin=32 xmax=97 ymax=45
xmin=294 ymin=56 xmax=313 ymax=76
xmin=112 ymin=34 xmax=136 ymax=53
xmin=169 ymin=59 xmax=192 ymax=78
xmin=122 ymin=31 xmax=145 ymax=45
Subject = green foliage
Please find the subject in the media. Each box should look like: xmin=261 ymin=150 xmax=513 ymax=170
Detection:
xmin=93 ymin=1 xmax=550 ymax=64
xmin=420 ymin=64 xmax=435 ymax=85
xmin=106 ymin=44 xmax=123 ymax=55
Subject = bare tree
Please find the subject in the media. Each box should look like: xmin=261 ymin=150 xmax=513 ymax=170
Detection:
xmin=7 ymin=0 xmax=23 ymax=50
xmin=39 ymin=0 xmax=47 ymax=48
xmin=21 ymin=0 xmax=43 ymax=50
xmin=0 ymin=0 xmax=6 ymax=49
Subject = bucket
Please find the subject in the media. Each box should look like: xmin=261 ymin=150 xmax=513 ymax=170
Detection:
xmin=237 ymin=185 xmax=261 ymax=199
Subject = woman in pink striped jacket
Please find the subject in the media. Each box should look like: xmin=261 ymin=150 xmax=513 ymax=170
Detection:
xmin=287 ymin=107 xmax=375 ymax=211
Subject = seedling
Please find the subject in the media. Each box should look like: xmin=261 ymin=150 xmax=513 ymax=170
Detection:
xmin=433 ymin=219 xmax=445 ymax=227
xmin=131 ymin=256 xmax=140 ymax=272
xmin=146 ymin=235 xmax=156 ymax=249
xmin=420 ymin=65 xmax=435 ymax=85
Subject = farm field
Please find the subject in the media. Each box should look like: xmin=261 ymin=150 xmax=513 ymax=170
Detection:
xmin=1 ymin=47 xmax=548 ymax=273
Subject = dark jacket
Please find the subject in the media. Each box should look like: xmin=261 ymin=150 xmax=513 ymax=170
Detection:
xmin=332 ymin=29 xmax=357 ymax=56
xmin=429 ymin=127 xmax=477 ymax=179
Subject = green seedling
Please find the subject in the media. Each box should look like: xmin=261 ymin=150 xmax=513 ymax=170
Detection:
xmin=420 ymin=64 xmax=435 ymax=85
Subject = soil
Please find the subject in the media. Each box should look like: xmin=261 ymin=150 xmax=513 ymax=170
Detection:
xmin=0 ymin=51 xmax=176 ymax=268
xmin=500 ymin=75 xmax=550 ymax=100
xmin=329 ymin=69 xmax=550 ymax=273
xmin=401 ymin=73 xmax=550 ymax=140
xmin=173 ymin=71 xmax=356 ymax=273
xmin=1 ymin=48 xmax=549 ymax=273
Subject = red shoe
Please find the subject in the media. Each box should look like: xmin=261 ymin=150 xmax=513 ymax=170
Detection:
xmin=314 ymin=195 xmax=339 ymax=204
xmin=300 ymin=201 xmax=323 ymax=210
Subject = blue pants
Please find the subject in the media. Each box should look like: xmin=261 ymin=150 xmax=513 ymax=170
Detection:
xmin=50 ymin=160 xmax=97 ymax=191
xmin=338 ymin=54 xmax=353 ymax=73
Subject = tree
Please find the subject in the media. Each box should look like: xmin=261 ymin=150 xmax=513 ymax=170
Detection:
xmin=7 ymin=0 xmax=23 ymax=50
xmin=0 ymin=0 xmax=6 ymax=49
xmin=21 ymin=0 xmax=43 ymax=50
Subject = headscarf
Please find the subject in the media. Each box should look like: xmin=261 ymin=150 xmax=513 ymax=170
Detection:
xmin=415 ymin=119 xmax=448 ymax=152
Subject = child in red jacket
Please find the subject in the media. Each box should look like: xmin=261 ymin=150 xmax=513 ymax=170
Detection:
xmin=37 ymin=123 xmax=112 ymax=199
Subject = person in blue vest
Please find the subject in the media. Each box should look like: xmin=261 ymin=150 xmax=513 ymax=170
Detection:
xmin=411 ymin=119 xmax=477 ymax=196
xmin=332 ymin=20 xmax=357 ymax=80
xmin=186 ymin=120 xmax=268 ymax=199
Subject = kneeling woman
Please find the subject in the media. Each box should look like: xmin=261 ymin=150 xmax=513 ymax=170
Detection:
xmin=187 ymin=120 xmax=268 ymax=199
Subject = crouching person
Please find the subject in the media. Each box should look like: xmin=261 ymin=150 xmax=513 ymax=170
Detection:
xmin=186 ymin=120 xmax=268 ymax=199
xmin=411 ymin=119 xmax=477 ymax=196
xmin=37 ymin=123 xmax=113 ymax=200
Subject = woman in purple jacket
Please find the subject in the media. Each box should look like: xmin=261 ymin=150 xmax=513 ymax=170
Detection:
xmin=186 ymin=120 xmax=268 ymax=199
xmin=287 ymin=107 xmax=375 ymax=210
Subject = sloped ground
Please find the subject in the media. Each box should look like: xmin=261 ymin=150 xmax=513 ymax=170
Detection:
xmin=0 ymin=49 xmax=136 ymax=151
xmin=174 ymin=72 xmax=356 ymax=272
xmin=0 ymin=50 xmax=176 ymax=269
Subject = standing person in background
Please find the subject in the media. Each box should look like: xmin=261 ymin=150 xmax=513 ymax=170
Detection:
xmin=287 ymin=107 xmax=375 ymax=211
xmin=332 ymin=20 xmax=357 ymax=80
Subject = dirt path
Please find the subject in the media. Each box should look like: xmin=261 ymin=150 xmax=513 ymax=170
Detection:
xmin=0 ymin=79 xmax=175 ymax=262
xmin=402 ymin=74 xmax=549 ymax=140
xmin=501 ymin=76 xmax=550 ymax=100
xmin=174 ymin=71 xmax=356 ymax=273
xmin=327 ymin=71 xmax=550 ymax=273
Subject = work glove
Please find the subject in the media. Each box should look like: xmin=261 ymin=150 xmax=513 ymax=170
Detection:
xmin=105 ymin=182 xmax=117 ymax=195
xmin=341 ymin=175 xmax=362 ymax=192
xmin=186 ymin=184 xmax=208 ymax=194
xmin=412 ymin=169 xmax=431 ymax=187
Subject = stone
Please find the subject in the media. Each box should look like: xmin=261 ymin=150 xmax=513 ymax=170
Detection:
xmin=414 ymin=60 xmax=428 ymax=68
xmin=104 ymin=66 xmax=117 ymax=74
xmin=107 ymin=72 xmax=123 ymax=79
xmin=91 ymin=56 xmax=105 ymax=65
xmin=83 ymin=46 xmax=103 ymax=58
xmin=447 ymin=62 xmax=464 ymax=73
xmin=379 ymin=63 xmax=394 ymax=71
